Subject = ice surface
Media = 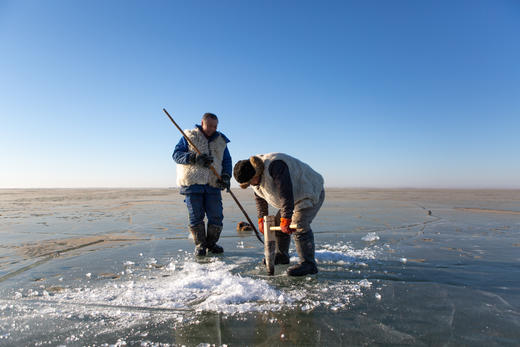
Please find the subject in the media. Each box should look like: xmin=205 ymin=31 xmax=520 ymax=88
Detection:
xmin=1 ymin=188 xmax=519 ymax=346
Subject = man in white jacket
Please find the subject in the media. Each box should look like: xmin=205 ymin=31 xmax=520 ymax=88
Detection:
xmin=233 ymin=153 xmax=325 ymax=276
xmin=172 ymin=113 xmax=232 ymax=256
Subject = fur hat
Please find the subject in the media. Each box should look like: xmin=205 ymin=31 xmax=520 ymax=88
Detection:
xmin=233 ymin=156 xmax=264 ymax=189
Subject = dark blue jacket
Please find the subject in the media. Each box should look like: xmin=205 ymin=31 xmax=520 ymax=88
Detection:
xmin=172 ymin=124 xmax=232 ymax=194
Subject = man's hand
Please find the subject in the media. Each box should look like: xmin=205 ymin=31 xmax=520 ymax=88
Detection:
xmin=191 ymin=153 xmax=213 ymax=167
xmin=280 ymin=218 xmax=292 ymax=234
xmin=217 ymin=173 xmax=231 ymax=191
xmin=258 ymin=217 xmax=264 ymax=234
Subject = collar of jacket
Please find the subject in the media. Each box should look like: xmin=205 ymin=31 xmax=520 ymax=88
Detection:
xmin=195 ymin=124 xmax=230 ymax=143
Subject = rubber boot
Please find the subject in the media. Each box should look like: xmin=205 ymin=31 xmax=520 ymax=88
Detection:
xmin=262 ymin=230 xmax=291 ymax=265
xmin=273 ymin=210 xmax=290 ymax=264
xmin=189 ymin=223 xmax=207 ymax=256
xmin=287 ymin=230 xmax=318 ymax=276
xmin=274 ymin=230 xmax=290 ymax=264
xmin=206 ymin=224 xmax=224 ymax=254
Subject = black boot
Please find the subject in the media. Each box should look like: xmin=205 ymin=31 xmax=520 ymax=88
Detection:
xmin=273 ymin=211 xmax=290 ymax=264
xmin=262 ymin=230 xmax=291 ymax=265
xmin=274 ymin=230 xmax=290 ymax=264
xmin=206 ymin=224 xmax=224 ymax=254
xmin=189 ymin=223 xmax=207 ymax=256
xmin=287 ymin=230 xmax=318 ymax=276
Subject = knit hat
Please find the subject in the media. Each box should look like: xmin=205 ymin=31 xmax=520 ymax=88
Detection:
xmin=233 ymin=156 xmax=264 ymax=189
xmin=233 ymin=160 xmax=255 ymax=184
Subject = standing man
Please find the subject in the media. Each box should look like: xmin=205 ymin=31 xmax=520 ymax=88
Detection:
xmin=233 ymin=153 xmax=325 ymax=276
xmin=172 ymin=113 xmax=232 ymax=256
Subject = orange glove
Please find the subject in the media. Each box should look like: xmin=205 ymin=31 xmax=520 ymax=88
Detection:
xmin=280 ymin=218 xmax=292 ymax=234
xmin=258 ymin=217 xmax=264 ymax=234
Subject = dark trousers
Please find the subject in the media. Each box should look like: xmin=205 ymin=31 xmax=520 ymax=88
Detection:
xmin=184 ymin=191 xmax=223 ymax=227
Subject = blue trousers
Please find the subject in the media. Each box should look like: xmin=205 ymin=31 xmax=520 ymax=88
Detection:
xmin=184 ymin=191 xmax=223 ymax=227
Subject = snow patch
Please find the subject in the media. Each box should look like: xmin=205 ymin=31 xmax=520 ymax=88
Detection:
xmin=52 ymin=259 xmax=292 ymax=315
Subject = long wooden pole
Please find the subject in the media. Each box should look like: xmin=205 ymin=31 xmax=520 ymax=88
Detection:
xmin=163 ymin=108 xmax=264 ymax=244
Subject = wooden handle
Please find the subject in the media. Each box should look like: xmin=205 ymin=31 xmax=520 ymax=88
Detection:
xmin=269 ymin=225 xmax=297 ymax=231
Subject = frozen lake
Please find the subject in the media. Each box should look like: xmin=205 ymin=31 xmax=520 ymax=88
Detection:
xmin=0 ymin=188 xmax=519 ymax=346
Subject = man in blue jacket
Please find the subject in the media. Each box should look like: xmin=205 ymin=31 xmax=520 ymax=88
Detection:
xmin=172 ymin=113 xmax=232 ymax=256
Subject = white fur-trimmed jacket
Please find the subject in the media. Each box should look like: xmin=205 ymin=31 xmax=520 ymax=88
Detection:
xmin=172 ymin=125 xmax=231 ymax=191
xmin=251 ymin=153 xmax=324 ymax=215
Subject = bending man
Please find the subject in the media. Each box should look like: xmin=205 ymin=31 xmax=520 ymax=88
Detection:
xmin=233 ymin=153 xmax=324 ymax=276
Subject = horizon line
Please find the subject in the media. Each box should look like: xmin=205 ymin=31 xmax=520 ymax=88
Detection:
xmin=1 ymin=186 xmax=519 ymax=191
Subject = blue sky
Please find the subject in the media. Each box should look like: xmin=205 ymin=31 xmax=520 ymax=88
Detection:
xmin=1 ymin=0 xmax=519 ymax=188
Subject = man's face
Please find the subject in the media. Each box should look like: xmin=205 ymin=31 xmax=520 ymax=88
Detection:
xmin=201 ymin=118 xmax=218 ymax=137
xmin=250 ymin=175 xmax=261 ymax=186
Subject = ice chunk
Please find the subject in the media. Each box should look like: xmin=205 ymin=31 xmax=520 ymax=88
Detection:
xmin=362 ymin=232 xmax=380 ymax=242
xmin=319 ymin=241 xmax=378 ymax=260
xmin=359 ymin=279 xmax=372 ymax=288
xmin=315 ymin=250 xmax=355 ymax=264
